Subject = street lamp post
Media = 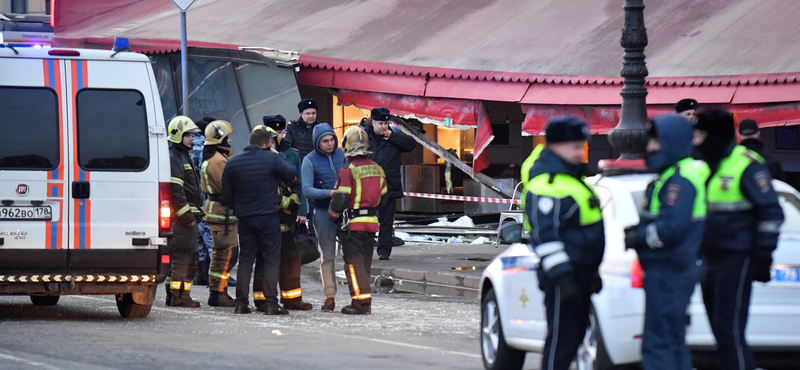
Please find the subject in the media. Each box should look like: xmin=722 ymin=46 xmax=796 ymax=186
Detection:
xmin=608 ymin=0 xmax=649 ymax=160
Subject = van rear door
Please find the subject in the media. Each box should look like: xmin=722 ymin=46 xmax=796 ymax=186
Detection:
xmin=64 ymin=59 xmax=160 ymax=275
xmin=0 ymin=58 xmax=69 ymax=274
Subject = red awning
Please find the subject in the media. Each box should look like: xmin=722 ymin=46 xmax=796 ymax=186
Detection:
xmin=336 ymin=89 xmax=482 ymax=127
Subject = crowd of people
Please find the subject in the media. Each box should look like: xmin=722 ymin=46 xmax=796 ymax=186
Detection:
xmin=163 ymin=99 xmax=414 ymax=315
xmin=525 ymin=101 xmax=785 ymax=370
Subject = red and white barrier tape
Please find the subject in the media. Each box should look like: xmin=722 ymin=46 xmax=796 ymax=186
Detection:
xmin=404 ymin=192 xmax=521 ymax=205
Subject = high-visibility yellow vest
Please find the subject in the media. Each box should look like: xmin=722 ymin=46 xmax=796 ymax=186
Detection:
xmin=707 ymin=145 xmax=764 ymax=213
xmin=524 ymin=172 xmax=602 ymax=228
xmin=647 ymin=157 xmax=709 ymax=219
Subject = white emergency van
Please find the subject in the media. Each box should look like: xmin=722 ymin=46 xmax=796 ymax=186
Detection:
xmin=0 ymin=42 xmax=172 ymax=318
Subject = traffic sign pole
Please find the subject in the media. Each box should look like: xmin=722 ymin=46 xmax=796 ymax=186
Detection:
xmin=180 ymin=10 xmax=189 ymax=116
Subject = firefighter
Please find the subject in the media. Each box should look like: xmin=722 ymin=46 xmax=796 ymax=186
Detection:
xmin=166 ymin=115 xmax=204 ymax=308
xmin=625 ymin=115 xmax=709 ymax=370
xmin=693 ymin=110 xmax=784 ymax=370
xmin=200 ymin=120 xmax=237 ymax=307
xmin=328 ymin=126 xmax=388 ymax=315
xmin=524 ymin=117 xmax=604 ymax=370
xmin=250 ymin=120 xmax=313 ymax=312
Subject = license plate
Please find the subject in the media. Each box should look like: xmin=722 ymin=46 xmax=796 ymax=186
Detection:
xmin=772 ymin=267 xmax=800 ymax=282
xmin=0 ymin=206 xmax=52 ymax=221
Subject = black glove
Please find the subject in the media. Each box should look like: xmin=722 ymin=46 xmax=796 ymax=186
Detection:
xmin=555 ymin=274 xmax=579 ymax=303
xmin=624 ymin=226 xmax=639 ymax=251
xmin=753 ymin=256 xmax=772 ymax=283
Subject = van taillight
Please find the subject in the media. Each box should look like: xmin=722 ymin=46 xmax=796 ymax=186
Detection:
xmin=159 ymin=182 xmax=172 ymax=234
xmin=631 ymin=259 xmax=644 ymax=288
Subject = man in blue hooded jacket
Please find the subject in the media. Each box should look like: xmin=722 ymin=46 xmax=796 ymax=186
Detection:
xmin=301 ymin=123 xmax=344 ymax=312
xmin=625 ymin=115 xmax=709 ymax=370
xmin=524 ymin=117 xmax=604 ymax=370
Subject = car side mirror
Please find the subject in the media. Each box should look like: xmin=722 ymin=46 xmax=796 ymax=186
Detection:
xmin=498 ymin=222 xmax=523 ymax=244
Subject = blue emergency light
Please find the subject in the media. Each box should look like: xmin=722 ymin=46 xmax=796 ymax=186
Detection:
xmin=112 ymin=37 xmax=129 ymax=52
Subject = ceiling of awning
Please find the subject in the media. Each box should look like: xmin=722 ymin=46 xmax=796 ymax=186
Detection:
xmin=54 ymin=0 xmax=800 ymax=77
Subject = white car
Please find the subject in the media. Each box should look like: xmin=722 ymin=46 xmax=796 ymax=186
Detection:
xmin=480 ymin=173 xmax=800 ymax=370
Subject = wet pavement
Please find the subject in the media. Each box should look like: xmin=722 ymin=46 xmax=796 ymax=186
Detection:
xmin=0 ymin=242 xmax=552 ymax=370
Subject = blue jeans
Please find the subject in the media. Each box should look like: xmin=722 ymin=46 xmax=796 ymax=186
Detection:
xmin=314 ymin=208 xmax=337 ymax=299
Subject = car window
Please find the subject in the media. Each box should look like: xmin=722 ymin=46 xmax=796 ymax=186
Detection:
xmin=76 ymin=89 xmax=149 ymax=171
xmin=778 ymin=192 xmax=800 ymax=235
xmin=0 ymin=86 xmax=59 ymax=170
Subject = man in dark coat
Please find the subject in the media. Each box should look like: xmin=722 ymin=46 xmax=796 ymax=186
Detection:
xmin=738 ymin=119 xmax=785 ymax=181
xmin=364 ymin=107 xmax=417 ymax=260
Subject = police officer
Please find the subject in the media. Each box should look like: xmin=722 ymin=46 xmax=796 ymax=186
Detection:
xmin=221 ymin=128 xmax=299 ymax=315
xmin=693 ymin=110 xmax=784 ymax=370
xmin=200 ymin=120 xmax=237 ymax=307
xmin=329 ymin=126 xmax=388 ymax=315
xmin=625 ymin=115 xmax=709 ymax=370
xmin=166 ymin=116 xmax=204 ymax=308
xmin=524 ymin=117 xmax=604 ymax=370
xmin=250 ymin=120 xmax=313 ymax=312
xmin=192 ymin=117 xmax=216 ymax=286
xmin=675 ymin=98 xmax=698 ymax=123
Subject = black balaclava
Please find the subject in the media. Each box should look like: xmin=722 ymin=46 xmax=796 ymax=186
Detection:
xmin=695 ymin=109 xmax=736 ymax=167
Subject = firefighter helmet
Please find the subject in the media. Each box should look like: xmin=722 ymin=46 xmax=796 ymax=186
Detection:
xmin=341 ymin=126 xmax=371 ymax=157
xmin=167 ymin=115 xmax=201 ymax=143
xmin=251 ymin=125 xmax=278 ymax=137
xmin=204 ymin=120 xmax=233 ymax=145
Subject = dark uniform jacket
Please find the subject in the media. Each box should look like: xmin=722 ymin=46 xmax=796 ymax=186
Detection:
xmin=285 ymin=118 xmax=319 ymax=160
xmin=702 ymin=141 xmax=784 ymax=258
xmin=169 ymin=143 xmax=203 ymax=226
xmin=365 ymin=125 xmax=417 ymax=199
xmin=279 ymin=138 xmax=308 ymax=217
xmin=525 ymin=149 xmax=605 ymax=283
xmin=221 ymin=145 xmax=298 ymax=219
xmin=740 ymin=138 xmax=786 ymax=182
xmin=635 ymin=117 xmax=706 ymax=270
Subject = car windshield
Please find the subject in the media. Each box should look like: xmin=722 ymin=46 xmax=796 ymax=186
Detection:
xmin=778 ymin=192 xmax=800 ymax=235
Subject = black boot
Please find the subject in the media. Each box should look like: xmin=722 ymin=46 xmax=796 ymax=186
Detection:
xmin=265 ymin=304 xmax=289 ymax=315
xmin=342 ymin=303 xmax=371 ymax=315
xmin=255 ymin=301 xmax=267 ymax=312
xmin=283 ymin=299 xmax=313 ymax=311
xmin=164 ymin=280 xmax=172 ymax=306
xmin=193 ymin=259 xmax=209 ymax=286
xmin=208 ymin=291 xmax=235 ymax=307
xmin=171 ymin=290 xmax=201 ymax=308
xmin=234 ymin=304 xmax=251 ymax=314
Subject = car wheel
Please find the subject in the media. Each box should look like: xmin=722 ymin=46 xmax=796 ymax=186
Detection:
xmin=577 ymin=306 xmax=627 ymax=370
xmin=116 ymin=293 xmax=153 ymax=318
xmin=30 ymin=295 xmax=59 ymax=306
xmin=481 ymin=288 xmax=526 ymax=370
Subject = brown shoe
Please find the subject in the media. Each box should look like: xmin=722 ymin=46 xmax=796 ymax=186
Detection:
xmin=321 ymin=298 xmax=335 ymax=312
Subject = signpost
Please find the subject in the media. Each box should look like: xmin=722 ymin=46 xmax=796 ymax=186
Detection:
xmin=171 ymin=0 xmax=196 ymax=116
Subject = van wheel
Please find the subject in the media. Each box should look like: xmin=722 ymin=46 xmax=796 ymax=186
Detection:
xmin=116 ymin=293 xmax=152 ymax=318
xmin=481 ymin=288 xmax=526 ymax=370
xmin=30 ymin=295 xmax=59 ymax=306
xmin=577 ymin=307 xmax=632 ymax=370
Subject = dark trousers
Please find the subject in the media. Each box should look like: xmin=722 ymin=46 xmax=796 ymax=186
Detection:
xmin=376 ymin=198 xmax=397 ymax=257
xmin=701 ymin=252 xmax=756 ymax=370
xmin=168 ymin=221 xmax=199 ymax=298
xmin=641 ymin=264 xmax=699 ymax=370
xmin=539 ymin=269 xmax=592 ymax=370
xmin=235 ymin=214 xmax=281 ymax=308
xmin=343 ymin=231 xmax=375 ymax=308
xmin=254 ymin=231 xmax=303 ymax=306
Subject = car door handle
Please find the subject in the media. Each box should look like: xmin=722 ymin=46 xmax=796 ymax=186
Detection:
xmin=72 ymin=181 xmax=90 ymax=199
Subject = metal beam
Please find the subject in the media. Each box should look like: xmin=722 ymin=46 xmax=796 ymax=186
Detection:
xmin=391 ymin=117 xmax=517 ymax=199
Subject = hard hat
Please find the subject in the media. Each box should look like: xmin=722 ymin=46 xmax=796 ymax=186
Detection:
xmin=204 ymin=120 xmax=233 ymax=145
xmin=341 ymin=126 xmax=371 ymax=157
xmin=168 ymin=115 xmax=200 ymax=143
xmin=251 ymin=125 xmax=278 ymax=137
